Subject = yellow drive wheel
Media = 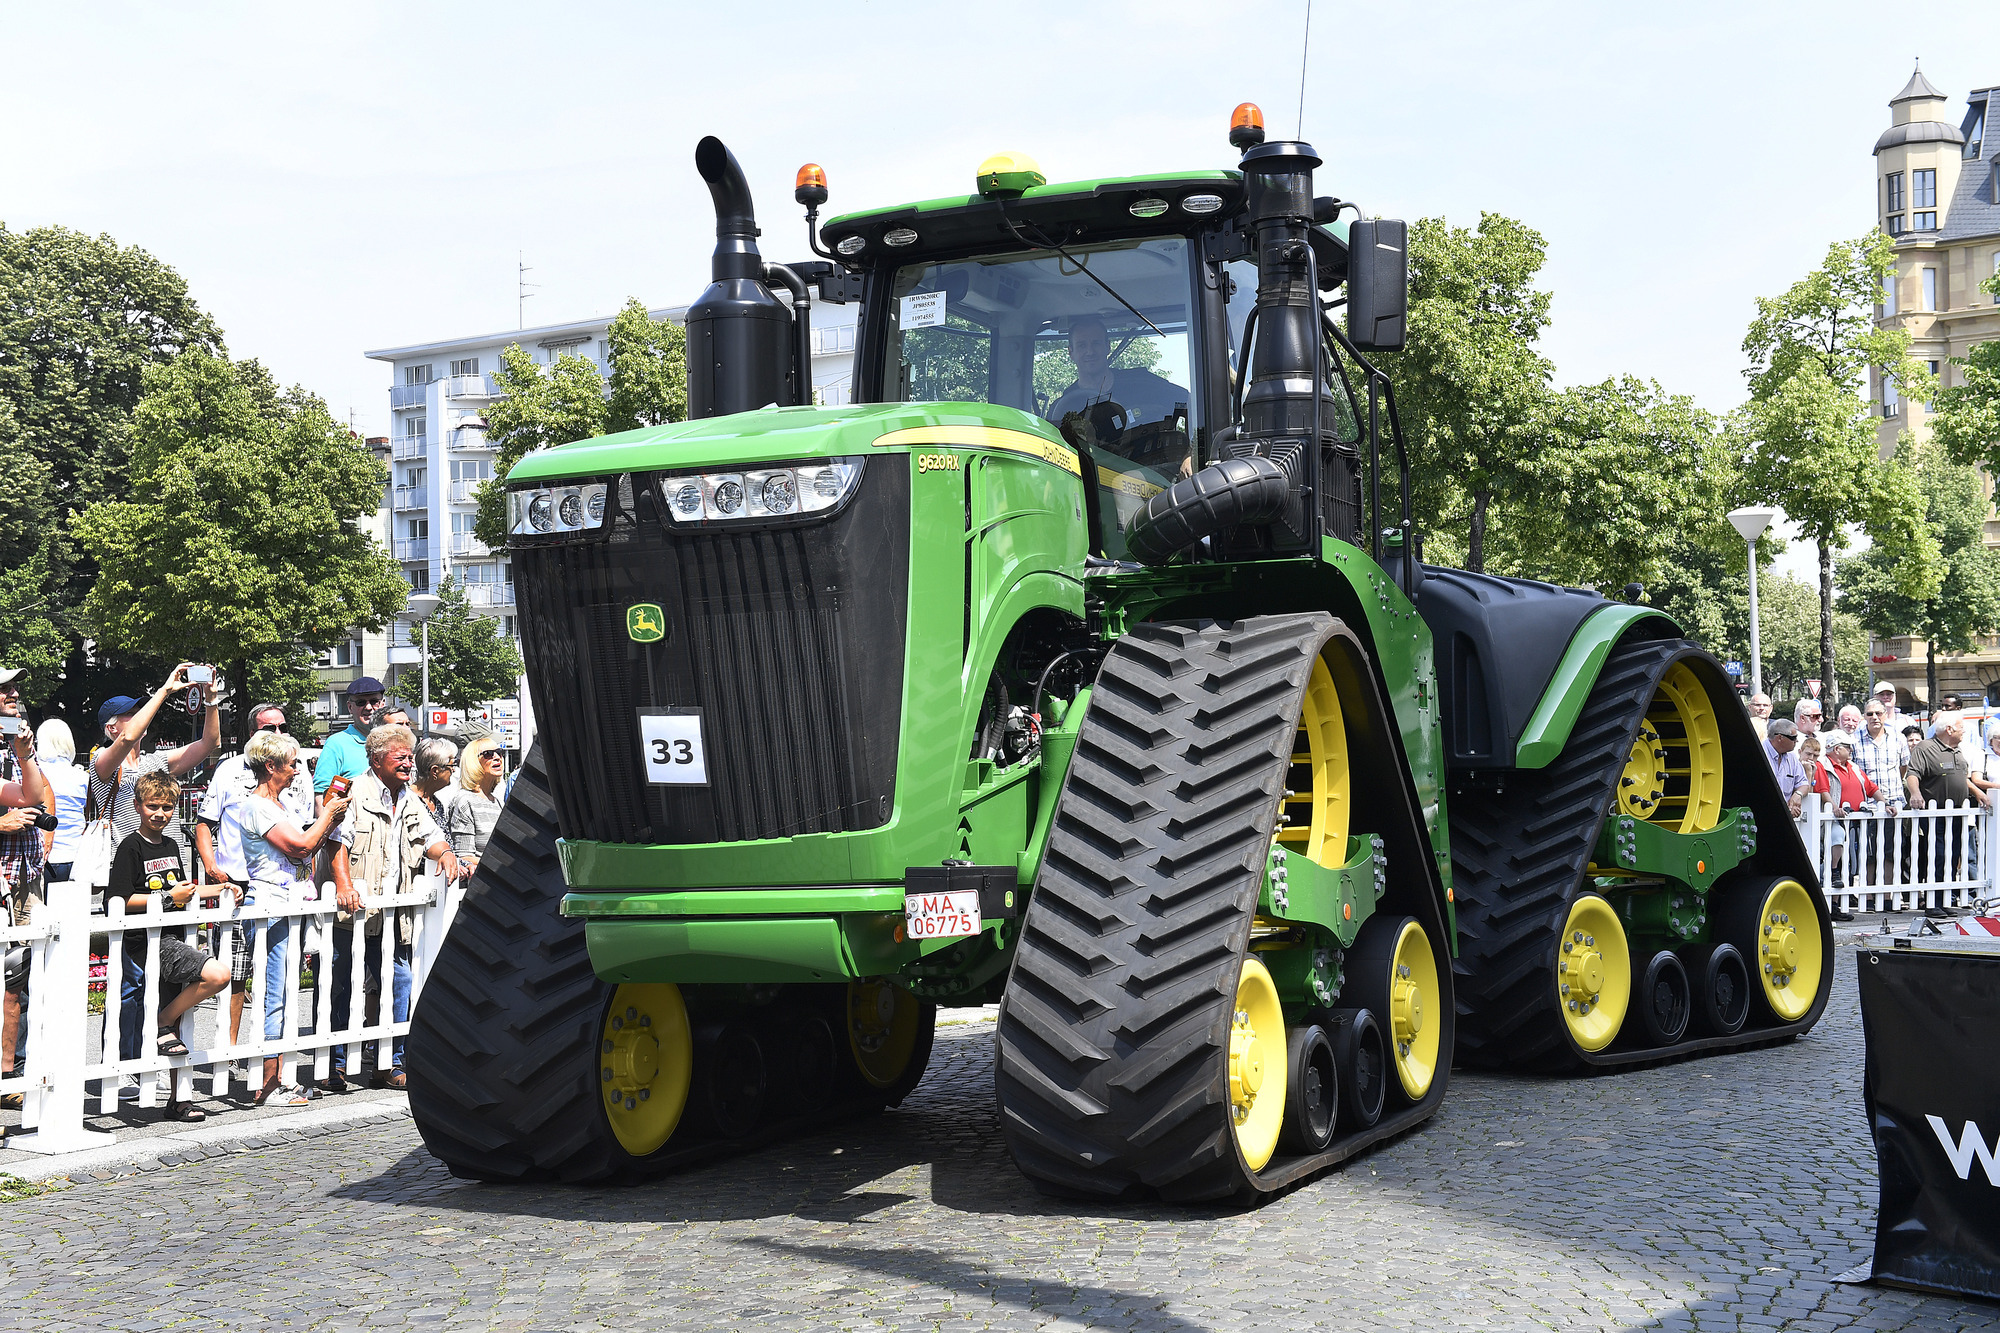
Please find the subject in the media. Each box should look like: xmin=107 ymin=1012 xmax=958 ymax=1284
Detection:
xmin=1556 ymin=894 xmax=1631 ymax=1052
xmin=1227 ymin=956 xmax=1288 ymax=1172
xmin=598 ymin=983 xmax=693 ymax=1157
xmin=1617 ymin=660 xmax=1723 ymax=834
xmin=1383 ymin=919 xmax=1442 ymax=1100
xmin=1277 ymin=655 xmax=1351 ymax=868
xmin=848 ymin=980 xmax=922 ymax=1088
xmin=1746 ymin=879 xmax=1823 ymax=1022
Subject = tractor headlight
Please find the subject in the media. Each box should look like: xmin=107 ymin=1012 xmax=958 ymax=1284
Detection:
xmin=656 ymin=458 xmax=864 ymax=527
xmin=509 ymin=481 xmax=612 ymax=538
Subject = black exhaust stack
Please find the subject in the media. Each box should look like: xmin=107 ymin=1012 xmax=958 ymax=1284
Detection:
xmin=687 ymin=136 xmax=811 ymax=418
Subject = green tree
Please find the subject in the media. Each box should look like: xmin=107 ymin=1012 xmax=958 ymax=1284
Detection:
xmin=1487 ymin=376 xmax=1730 ymax=593
xmin=246 ymin=643 xmax=329 ymax=746
xmin=0 ymin=223 xmax=225 ymax=715
xmin=605 ymin=299 xmax=688 ymax=431
xmin=1388 ymin=213 xmax=1557 ymax=572
xmin=1839 ymin=442 xmax=2000 ymax=708
xmin=1751 ymin=571 xmax=1871 ymax=706
xmin=419 ymin=576 xmax=523 ymax=712
xmin=1739 ymin=232 xmax=1942 ymax=703
xmin=71 ymin=351 xmax=408 ymax=741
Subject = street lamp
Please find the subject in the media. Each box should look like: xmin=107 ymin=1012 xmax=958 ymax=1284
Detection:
xmin=1726 ymin=507 xmax=1778 ymax=698
xmin=401 ymin=593 xmax=443 ymax=738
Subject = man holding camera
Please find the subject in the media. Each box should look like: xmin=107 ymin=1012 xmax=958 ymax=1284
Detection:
xmin=0 ymin=667 xmax=52 ymax=1092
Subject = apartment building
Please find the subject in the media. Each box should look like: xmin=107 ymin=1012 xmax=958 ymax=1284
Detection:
xmin=1868 ymin=69 xmax=2000 ymax=706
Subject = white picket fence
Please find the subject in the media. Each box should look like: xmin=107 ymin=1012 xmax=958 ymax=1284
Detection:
xmin=1 ymin=869 xmax=461 ymax=1156
xmin=1799 ymin=793 xmax=2000 ymax=914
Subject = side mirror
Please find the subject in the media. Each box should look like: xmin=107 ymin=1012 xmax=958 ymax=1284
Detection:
xmin=1346 ymin=219 xmax=1407 ymax=353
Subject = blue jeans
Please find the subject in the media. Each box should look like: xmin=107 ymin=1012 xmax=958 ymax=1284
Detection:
xmin=118 ymin=952 xmax=144 ymax=1061
xmin=330 ymin=926 xmax=410 ymax=1073
xmin=261 ymin=916 xmax=294 ymax=1042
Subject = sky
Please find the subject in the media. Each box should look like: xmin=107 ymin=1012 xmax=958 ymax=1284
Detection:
xmin=6 ymin=0 xmax=1996 ymax=577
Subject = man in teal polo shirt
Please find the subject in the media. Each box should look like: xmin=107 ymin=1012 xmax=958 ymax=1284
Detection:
xmin=315 ymin=677 xmax=387 ymax=802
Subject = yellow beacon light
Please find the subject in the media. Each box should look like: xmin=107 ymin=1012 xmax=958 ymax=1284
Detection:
xmin=977 ymin=151 xmax=1046 ymax=199
xmin=1230 ymin=102 xmax=1266 ymax=150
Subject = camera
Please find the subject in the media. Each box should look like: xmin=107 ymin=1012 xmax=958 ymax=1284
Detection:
xmin=326 ymin=776 xmax=352 ymax=800
xmin=0 ymin=716 xmax=18 ymax=737
xmin=31 ymin=811 xmax=57 ymax=832
xmin=187 ymin=665 xmax=215 ymax=686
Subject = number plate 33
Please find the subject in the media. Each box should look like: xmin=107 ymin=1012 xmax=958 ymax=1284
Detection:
xmin=639 ymin=709 xmax=709 ymax=785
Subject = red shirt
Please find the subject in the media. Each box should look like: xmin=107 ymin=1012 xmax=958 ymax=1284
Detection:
xmin=1813 ymin=757 xmax=1878 ymax=812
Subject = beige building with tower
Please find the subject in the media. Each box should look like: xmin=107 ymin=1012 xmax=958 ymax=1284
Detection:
xmin=1867 ymin=68 xmax=2000 ymax=709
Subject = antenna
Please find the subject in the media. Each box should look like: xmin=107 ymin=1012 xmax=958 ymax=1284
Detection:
xmin=517 ymin=251 xmax=540 ymax=330
xmin=1297 ymin=0 xmax=1313 ymax=138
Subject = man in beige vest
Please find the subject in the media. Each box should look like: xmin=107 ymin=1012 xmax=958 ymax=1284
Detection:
xmin=324 ymin=724 xmax=461 ymax=1091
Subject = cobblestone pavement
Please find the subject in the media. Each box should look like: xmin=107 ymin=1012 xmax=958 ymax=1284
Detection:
xmin=1 ymin=944 xmax=1996 ymax=1332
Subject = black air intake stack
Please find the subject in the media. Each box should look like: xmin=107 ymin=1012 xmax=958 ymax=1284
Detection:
xmin=687 ymin=136 xmax=809 ymax=418
xmin=1238 ymin=140 xmax=1325 ymax=446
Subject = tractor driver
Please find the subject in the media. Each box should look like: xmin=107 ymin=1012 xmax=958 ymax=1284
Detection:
xmin=1045 ymin=315 xmax=1191 ymax=474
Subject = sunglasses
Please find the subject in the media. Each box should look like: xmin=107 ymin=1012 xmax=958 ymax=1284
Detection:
xmin=257 ymin=721 xmax=287 ymax=732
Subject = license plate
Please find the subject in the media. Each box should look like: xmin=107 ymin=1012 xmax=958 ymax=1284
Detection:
xmin=904 ymin=889 xmax=982 ymax=941
xmin=639 ymin=710 xmax=709 ymax=785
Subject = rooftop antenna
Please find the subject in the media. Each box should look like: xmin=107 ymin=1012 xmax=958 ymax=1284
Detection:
xmin=1296 ymin=0 xmax=1313 ymax=138
xmin=518 ymin=251 xmax=540 ymax=330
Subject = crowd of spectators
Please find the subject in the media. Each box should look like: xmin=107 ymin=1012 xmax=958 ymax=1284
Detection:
xmin=0 ymin=665 xmax=509 ymax=1122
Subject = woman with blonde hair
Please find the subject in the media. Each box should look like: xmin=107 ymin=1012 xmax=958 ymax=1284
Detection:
xmin=444 ymin=736 xmax=506 ymax=872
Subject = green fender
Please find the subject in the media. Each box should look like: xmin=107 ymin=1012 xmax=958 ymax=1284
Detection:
xmin=1513 ymin=606 xmax=1683 ymax=769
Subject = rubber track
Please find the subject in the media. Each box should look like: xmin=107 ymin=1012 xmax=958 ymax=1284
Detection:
xmin=997 ymin=614 xmax=1347 ymax=1202
xmin=1447 ymin=639 xmax=1828 ymax=1072
xmin=406 ymin=745 xmax=633 ymax=1182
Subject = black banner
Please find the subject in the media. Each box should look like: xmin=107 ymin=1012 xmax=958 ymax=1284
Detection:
xmin=1858 ymin=945 xmax=2000 ymax=1299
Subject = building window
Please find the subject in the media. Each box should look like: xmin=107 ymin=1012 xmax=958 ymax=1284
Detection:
xmin=1886 ymin=214 xmax=1906 ymax=235
xmin=1883 ymin=374 xmax=1900 ymax=418
xmin=502 ymin=616 xmax=518 ymax=639
xmin=1914 ymin=212 xmax=1937 ymax=231
xmin=1993 ymin=251 xmax=2000 ymax=304
xmin=404 ymin=465 xmax=426 ymax=488
xmin=1886 ymin=172 xmax=1905 ymax=214
xmin=1883 ymin=274 xmax=1899 ymax=316
xmin=1923 ymin=267 xmax=1939 ymax=311
xmin=404 ymin=364 xmax=435 ymax=386
xmin=408 ymin=517 xmax=428 ymax=539
xmin=1913 ymin=169 xmax=1937 ymax=209
xmin=407 ymin=416 xmax=426 ymax=438
xmin=450 ymin=458 xmax=491 ymax=482
xmin=451 ymin=512 xmax=477 ymax=535
xmin=450 ymin=358 xmax=479 ymax=377
xmin=408 ymin=567 xmax=430 ymax=593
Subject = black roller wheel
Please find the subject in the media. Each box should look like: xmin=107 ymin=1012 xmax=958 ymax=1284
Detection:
xmin=1327 ymin=1008 xmax=1385 ymax=1131
xmin=1683 ymin=942 xmax=1750 ymax=1036
xmin=689 ymin=1021 xmax=767 ymax=1139
xmin=1634 ymin=950 xmax=1692 ymax=1047
xmin=1280 ymin=1023 xmax=1339 ymax=1154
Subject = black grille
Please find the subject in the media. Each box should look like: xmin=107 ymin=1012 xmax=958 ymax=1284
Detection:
xmin=513 ymin=463 xmax=910 ymax=845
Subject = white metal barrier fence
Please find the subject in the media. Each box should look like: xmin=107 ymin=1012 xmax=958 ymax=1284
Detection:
xmin=2 ymin=869 xmax=461 ymax=1155
xmin=1799 ymin=793 xmax=2000 ymax=914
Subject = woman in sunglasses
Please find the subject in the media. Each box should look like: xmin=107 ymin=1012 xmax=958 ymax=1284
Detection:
xmin=445 ymin=737 xmax=507 ymax=874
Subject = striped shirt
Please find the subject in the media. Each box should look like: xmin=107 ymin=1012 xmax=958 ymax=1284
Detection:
xmin=1851 ymin=727 xmax=1908 ymax=811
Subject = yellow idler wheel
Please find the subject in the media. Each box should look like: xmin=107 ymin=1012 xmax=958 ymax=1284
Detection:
xmin=1556 ymin=895 xmax=1631 ymax=1052
xmin=1626 ymin=660 xmax=1724 ymax=835
xmin=1749 ymin=879 xmax=1823 ymax=1022
xmin=1278 ymin=655 xmax=1351 ymax=868
xmin=1227 ymin=956 xmax=1288 ymax=1172
xmin=599 ymin=983 xmax=693 ymax=1157
xmin=1384 ymin=920 xmax=1442 ymax=1100
xmin=848 ymin=980 xmax=922 ymax=1088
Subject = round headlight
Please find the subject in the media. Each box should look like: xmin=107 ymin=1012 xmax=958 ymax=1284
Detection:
xmin=1128 ymin=197 xmax=1169 ymax=219
xmin=836 ymin=235 xmax=866 ymax=256
xmin=557 ymin=491 xmax=584 ymax=527
xmin=585 ymin=489 xmax=607 ymax=523
xmin=883 ymin=227 xmax=918 ymax=247
xmin=761 ymin=473 xmax=797 ymax=513
xmin=712 ymin=480 xmax=744 ymax=514
xmin=527 ymin=493 xmax=554 ymax=532
xmin=1180 ymin=193 xmax=1225 ymax=214
xmin=811 ymin=468 xmax=842 ymax=500
xmin=670 ymin=483 xmax=702 ymax=517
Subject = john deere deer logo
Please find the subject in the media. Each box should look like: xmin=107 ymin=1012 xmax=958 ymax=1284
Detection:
xmin=627 ymin=603 xmax=666 ymax=643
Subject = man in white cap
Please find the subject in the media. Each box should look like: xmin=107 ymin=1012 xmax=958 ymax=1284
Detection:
xmin=1871 ymin=682 xmax=1906 ymax=735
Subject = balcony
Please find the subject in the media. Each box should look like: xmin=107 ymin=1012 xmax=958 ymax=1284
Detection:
xmin=391 ymin=383 xmax=432 ymax=410
xmin=446 ymin=374 xmax=501 ymax=399
xmin=449 ymin=429 xmax=494 ymax=452
xmin=393 ymin=435 xmax=428 ymax=461
xmin=447 ymin=478 xmax=486 ymax=504
xmin=395 ymin=538 xmax=431 ymax=562
xmin=394 ymin=485 xmax=429 ymax=511
xmin=448 ymin=532 xmax=491 ymax=558
xmin=464 ymin=583 xmax=516 ymax=608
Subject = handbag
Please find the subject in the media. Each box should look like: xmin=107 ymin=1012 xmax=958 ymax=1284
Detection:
xmin=73 ymin=757 xmax=117 ymax=890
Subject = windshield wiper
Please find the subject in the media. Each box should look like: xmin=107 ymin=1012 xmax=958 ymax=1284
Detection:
xmin=994 ymin=207 xmax=1173 ymax=346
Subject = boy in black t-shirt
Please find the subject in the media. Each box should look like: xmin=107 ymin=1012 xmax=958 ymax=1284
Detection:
xmin=110 ymin=771 xmax=229 ymax=1121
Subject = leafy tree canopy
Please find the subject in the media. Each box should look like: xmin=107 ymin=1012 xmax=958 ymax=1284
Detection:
xmin=419 ymin=575 xmax=523 ymax=712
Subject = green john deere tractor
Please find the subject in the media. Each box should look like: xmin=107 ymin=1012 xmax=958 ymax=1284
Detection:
xmin=406 ymin=108 xmax=1830 ymax=1202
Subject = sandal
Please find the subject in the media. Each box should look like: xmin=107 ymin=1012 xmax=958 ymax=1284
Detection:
xmin=318 ymin=1069 xmax=350 ymax=1094
xmin=163 ymin=1098 xmax=206 ymax=1123
xmin=0 ymin=1092 xmax=22 ymax=1110
xmin=256 ymin=1083 xmax=313 ymax=1108
xmin=369 ymin=1069 xmax=407 ymax=1090
xmin=157 ymin=1029 xmax=189 ymax=1058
